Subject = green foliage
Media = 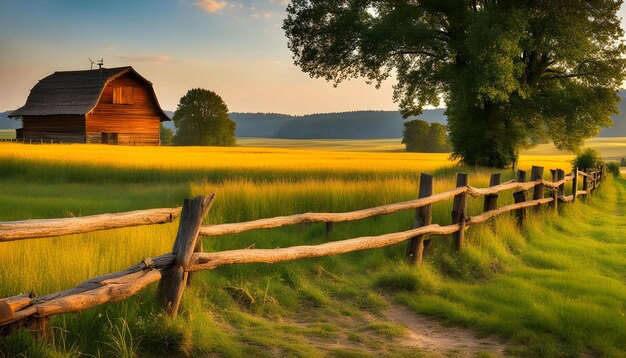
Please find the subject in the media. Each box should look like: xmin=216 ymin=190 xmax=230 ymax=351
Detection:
xmin=102 ymin=317 xmax=139 ymax=358
xmin=620 ymin=157 xmax=626 ymax=167
xmin=284 ymin=0 xmax=626 ymax=167
xmin=571 ymin=148 xmax=602 ymax=172
xmin=173 ymin=88 xmax=236 ymax=146
xmin=374 ymin=264 xmax=440 ymax=294
xmin=159 ymin=123 xmax=173 ymax=146
xmin=606 ymin=161 xmax=620 ymax=177
xmin=401 ymin=120 xmax=451 ymax=153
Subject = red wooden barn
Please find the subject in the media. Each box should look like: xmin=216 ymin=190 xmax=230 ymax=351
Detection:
xmin=9 ymin=66 xmax=170 ymax=145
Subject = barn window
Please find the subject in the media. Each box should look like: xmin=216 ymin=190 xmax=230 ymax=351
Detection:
xmin=113 ymin=86 xmax=133 ymax=105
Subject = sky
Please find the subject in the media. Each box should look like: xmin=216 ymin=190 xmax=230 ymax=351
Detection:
xmin=1 ymin=0 xmax=625 ymax=114
xmin=0 ymin=0 xmax=398 ymax=114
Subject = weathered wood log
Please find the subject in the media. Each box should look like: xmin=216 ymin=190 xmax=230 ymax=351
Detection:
xmin=577 ymin=170 xmax=591 ymax=179
xmin=531 ymin=166 xmax=544 ymax=211
xmin=187 ymin=239 xmax=204 ymax=286
xmin=35 ymin=269 xmax=164 ymax=317
xmin=559 ymin=195 xmax=574 ymax=202
xmin=0 ymin=207 xmax=182 ymax=242
xmin=158 ymin=194 xmax=215 ymax=318
xmin=467 ymin=180 xmax=533 ymax=196
xmin=572 ymin=168 xmax=578 ymax=202
xmin=483 ymin=173 xmax=501 ymax=213
xmin=576 ymin=190 xmax=588 ymax=196
xmin=198 ymin=187 xmax=467 ymax=237
xmin=189 ymin=196 xmax=555 ymax=272
xmin=0 ymin=292 xmax=34 ymax=325
xmin=451 ymin=173 xmax=468 ymax=251
xmin=583 ymin=173 xmax=590 ymax=203
xmin=549 ymin=169 xmax=558 ymax=213
xmin=542 ymin=174 xmax=574 ymax=189
xmin=513 ymin=170 xmax=527 ymax=226
xmin=467 ymin=197 xmax=554 ymax=225
xmin=190 ymin=223 xmax=461 ymax=271
xmin=1 ymin=254 xmax=176 ymax=327
xmin=198 ymin=177 xmax=558 ymax=240
xmin=557 ymin=169 xmax=565 ymax=198
xmin=27 ymin=253 xmax=174 ymax=306
xmin=1 ymin=269 xmax=168 ymax=328
xmin=407 ymin=173 xmax=433 ymax=265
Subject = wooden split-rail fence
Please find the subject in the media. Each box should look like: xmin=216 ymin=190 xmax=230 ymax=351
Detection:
xmin=0 ymin=165 xmax=607 ymax=338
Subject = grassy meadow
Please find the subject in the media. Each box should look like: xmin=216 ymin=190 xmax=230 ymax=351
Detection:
xmin=0 ymin=141 xmax=625 ymax=357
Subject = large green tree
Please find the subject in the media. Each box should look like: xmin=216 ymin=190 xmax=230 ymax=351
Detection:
xmin=284 ymin=0 xmax=626 ymax=167
xmin=173 ymin=88 xmax=236 ymax=146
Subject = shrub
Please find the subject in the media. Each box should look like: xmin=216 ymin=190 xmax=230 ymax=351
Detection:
xmin=606 ymin=161 xmax=620 ymax=178
xmin=571 ymin=148 xmax=602 ymax=172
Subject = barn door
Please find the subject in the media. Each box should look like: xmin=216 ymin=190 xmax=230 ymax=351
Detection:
xmin=101 ymin=132 xmax=119 ymax=144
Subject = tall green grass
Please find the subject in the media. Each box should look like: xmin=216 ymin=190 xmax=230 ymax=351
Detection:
xmin=394 ymin=178 xmax=626 ymax=356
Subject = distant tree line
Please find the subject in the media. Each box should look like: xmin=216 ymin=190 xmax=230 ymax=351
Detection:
xmin=402 ymin=119 xmax=451 ymax=153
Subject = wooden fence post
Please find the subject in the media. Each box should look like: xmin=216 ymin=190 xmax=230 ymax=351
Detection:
xmin=451 ymin=173 xmax=468 ymax=251
xmin=513 ymin=170 xmax=527 ymax=227
xmin=531 ymin=166 xmax=544 ymax=211
xmin=549 ymin=169 xmax=557 ymax=212
xmin=157 ymin=194 xmax=215 ymax=318
xmin=186 ymin=239 xmax=204 ymax=287
xmin=557 ymin=169 xmax=565 ymax=198
xmin=583 ymin=172 xmax=589 ymax=203
xmin=32 ymin=317 xmax=50 ymax=340
xmin=407 ymin=173 xmax=433 ymax=265
xmin=590 ymin=171 xmax=596 ymax=194
xmin=572 ymin=168 xmax=578 ymax=202
xmin=483 ymin=173 xmax=501 ymax=213
xmin=325 ymin=222 xmax=334 ymax=239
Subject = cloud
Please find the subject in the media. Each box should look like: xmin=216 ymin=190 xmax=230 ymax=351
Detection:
xmin=250 ymin=11 xmax=275 ymax=19
xmin=195 ymin=0 xmax=228 ymax=13
xmin=268 ymin=0 xmax=288 ymax=4
xmin=117 ymin=55 xmax=173 ymax=63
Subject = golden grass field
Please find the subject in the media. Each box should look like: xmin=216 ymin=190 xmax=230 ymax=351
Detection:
xmin=1 ymin=138 xmax=607 ymax=178
xmin=0 ymin=138 xmax=625 ymax=356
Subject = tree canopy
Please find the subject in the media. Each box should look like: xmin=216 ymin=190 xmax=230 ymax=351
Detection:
xmin=402 ymin=119 xmax=451 ymax=152
xmin=173 ymin=89 xmax=236 ymax=146
xmin=284 ymin=0 xmax=626 ymax=167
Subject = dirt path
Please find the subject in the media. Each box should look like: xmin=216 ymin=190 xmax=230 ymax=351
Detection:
xmin=384 ymin=305 xmax=508 ymax=357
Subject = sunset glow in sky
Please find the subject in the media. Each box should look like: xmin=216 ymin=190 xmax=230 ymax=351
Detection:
xmin=1 ymin=1 xmax=625 ymax=114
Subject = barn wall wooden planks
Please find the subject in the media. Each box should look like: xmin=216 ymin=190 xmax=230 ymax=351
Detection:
xmin=86 ymin=73 xmax=162 ymax=146
xmin=21 ymin=115 xmax=86 ymax=143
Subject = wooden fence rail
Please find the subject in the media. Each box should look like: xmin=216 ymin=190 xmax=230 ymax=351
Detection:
xmin=0 ymin=165 xmax=607 ymax=337
xmin=0 ymin=207 xmax=182 ymax=242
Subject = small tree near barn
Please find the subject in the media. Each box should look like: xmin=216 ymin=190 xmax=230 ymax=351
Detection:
xmin=173 ymin=89 xmax=236 ymax=146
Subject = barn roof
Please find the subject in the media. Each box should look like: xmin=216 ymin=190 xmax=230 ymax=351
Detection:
xmin=9 ymin=66 xmax=170 ymax=121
